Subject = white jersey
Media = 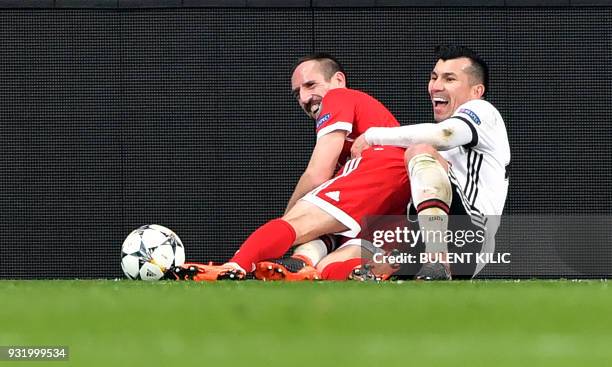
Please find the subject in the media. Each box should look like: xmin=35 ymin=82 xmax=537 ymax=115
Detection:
xmin=363 ymin=97 xmax=510 ymax=275
xmin=440 ymin=99 xmax=510 ymax=218
xmin=440 ymin=99 xmax=510 ymax=273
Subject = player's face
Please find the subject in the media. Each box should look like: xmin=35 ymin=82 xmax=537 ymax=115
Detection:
xmin=428 ymin=57 xmax=483 ymax=122
xmin=291 ymin=60 xmax=345 ymax=119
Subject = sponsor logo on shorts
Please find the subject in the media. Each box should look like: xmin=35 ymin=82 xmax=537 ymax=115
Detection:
xmin=316 ymin=113 xmax=331 ymax=129
xmin=458 ymin=108 xmax=481 ymax=125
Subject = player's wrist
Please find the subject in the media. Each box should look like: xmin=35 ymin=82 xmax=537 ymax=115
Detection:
xmin=364 ymin=128 xmax=377 ymax=145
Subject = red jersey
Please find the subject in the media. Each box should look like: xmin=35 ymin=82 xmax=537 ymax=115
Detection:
xmin=314 ymin=88 xmax=400 ymax=165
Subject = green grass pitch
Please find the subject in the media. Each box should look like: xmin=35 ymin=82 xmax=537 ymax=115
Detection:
xmin=1 ymin=280 xmax=611 ymax=366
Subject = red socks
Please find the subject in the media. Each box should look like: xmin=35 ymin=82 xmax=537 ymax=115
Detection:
xmin=320 ymin=258 xmax=363 ymax=280
xmin=229 ymin=217 xmax=367 ymax=281
xmin=230 ymin=219 xmax=296 ymax=272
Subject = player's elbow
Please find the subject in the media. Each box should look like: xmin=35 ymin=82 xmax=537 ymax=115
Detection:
xmin=431 ymin=119 xmax=474 ymax=150
xmin=424 ymin=127 xmax=462 ymax=151
xmin=431 ymin=138 xmax=456 ymax=151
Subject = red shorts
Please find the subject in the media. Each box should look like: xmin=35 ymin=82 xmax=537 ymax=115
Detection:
xmin=302 ymin=146 xmax=411 ymax=238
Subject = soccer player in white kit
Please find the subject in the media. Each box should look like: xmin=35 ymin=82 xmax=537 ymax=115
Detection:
xmin=351 ymin=44 xmax=510 ymax=279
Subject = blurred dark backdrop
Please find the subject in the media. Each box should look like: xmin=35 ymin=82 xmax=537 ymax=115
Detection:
xmin=1 ymin=7 xmax=610 ymax=278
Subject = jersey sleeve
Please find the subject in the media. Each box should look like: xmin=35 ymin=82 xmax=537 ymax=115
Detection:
xmin=315 ymin=89 xmax=355 ymax=139
xmin=449 ymin=99 xmax=502 ymax=151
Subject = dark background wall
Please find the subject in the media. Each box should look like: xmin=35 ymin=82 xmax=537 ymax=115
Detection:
xmin=1 ymin=6 xmax=610 ymax=278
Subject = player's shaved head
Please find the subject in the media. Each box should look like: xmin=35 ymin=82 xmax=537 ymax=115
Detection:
xmin=435 ymin=44 xmax=488 ymax=95
xmin=292 ymin=53 xmax=346 ymax=81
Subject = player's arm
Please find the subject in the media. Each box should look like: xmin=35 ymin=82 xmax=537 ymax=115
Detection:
xmin=363 ymin=118 xmax=475 ymax=151
xmin=284 ymin=130 xmax=346 ymax=214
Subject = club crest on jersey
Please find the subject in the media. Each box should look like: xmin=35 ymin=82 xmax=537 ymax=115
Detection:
xmin=458 ymin=108 xmax=481 ymax=125
xmin=316 ymin=113 xmax=331 ymax=129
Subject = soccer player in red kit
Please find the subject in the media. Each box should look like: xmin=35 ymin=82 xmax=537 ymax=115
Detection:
xmin=171 ymin=53 xmax=411 ymax=281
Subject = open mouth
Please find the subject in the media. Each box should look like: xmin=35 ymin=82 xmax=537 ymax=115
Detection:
xmin=432 ymin=97 xmax=449 ymax=108
xmin=309 ymin=103 xmax=320 ymax=117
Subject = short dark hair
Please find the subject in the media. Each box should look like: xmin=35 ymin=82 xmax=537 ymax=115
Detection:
xmin=291 ymin=52 xmax=346 ymax=81
xmin=435 ymin=44 xmax=489 ymax=94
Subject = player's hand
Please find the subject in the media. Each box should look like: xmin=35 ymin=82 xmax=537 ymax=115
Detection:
xmin=351 ymin=133 xmax=371 ymax=158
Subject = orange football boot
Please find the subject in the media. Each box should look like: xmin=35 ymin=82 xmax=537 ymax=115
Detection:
xmin=167 ymin=262 xmax=245 ymax=281
xmin=254 ymin=255 xmax=320 ymax=281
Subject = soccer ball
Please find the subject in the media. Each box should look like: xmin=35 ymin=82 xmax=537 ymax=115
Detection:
xmin=121 ymin=224 xmax=185 ymax=281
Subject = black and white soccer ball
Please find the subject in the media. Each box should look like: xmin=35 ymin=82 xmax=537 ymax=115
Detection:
xmin=121 ymin=224 xmax=186 ymax=281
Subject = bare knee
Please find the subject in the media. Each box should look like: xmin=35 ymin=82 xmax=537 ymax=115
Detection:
xmin=404 ymin=144 xmax=448 ymax=171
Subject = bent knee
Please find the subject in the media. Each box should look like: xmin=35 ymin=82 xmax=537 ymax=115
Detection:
xmin=404 ymin=144 xmax=437 ymax=161
xmin=404 ymin=144 xmax=448 ymax=171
